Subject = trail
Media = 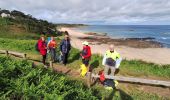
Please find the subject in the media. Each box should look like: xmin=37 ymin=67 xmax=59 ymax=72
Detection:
xmin=32 ymin=60 xmax=170 ymax=98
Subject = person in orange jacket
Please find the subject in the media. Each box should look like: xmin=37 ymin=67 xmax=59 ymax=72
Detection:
xmin=47 ymin=36 xmax=57 ymax=62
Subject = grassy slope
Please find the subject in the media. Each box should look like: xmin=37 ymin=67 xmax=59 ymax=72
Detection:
xmin=0 ymin=17 xmax=170 ymax=99
xmin=0 ymin=56 xmax=100 ymax=99
xmin=0 ymin=18 xmax=39 ymax=39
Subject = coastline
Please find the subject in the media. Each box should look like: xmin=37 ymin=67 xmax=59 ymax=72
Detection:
xmin=60 ymin=27 xmax=170 ymax=65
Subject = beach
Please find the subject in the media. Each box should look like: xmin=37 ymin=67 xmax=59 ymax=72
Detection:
xmin=60 ymin=28 xmax=170 ymax=65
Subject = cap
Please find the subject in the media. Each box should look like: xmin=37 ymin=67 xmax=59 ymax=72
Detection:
xmin=82 ymin=41 xmax=89 ymax=45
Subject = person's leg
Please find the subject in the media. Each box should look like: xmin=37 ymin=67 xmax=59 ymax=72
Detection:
xmin=49 ymin=48 xmax=53 ymax=61
xmin=62 ymin=53 xmax=66 ymax=65
xmin=110 ymin=67 xmax=116 ymax=76
xmin=42 ymin=55 xmax=46 ymax=65
xmin=104 ymin=65 xmax=109 ymax=75
xmin=64 ymin=53 xmax=68 ymax=65
xmin=84 ymin=59 xmax=90 ymax=71
xmin=53 ymin=48 xmax=56 ymax=62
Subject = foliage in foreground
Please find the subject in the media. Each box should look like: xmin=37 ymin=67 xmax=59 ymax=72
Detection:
xmin=0 ymin=56 xmax=100 ymax=100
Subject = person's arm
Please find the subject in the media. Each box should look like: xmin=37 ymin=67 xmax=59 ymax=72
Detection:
xmin=60 ymin=40 xmax=63 ymax=51
xmin=60 ymin=40 xmax=64 ymax=55
xmin=116 ymin=52 xmax=120 ymax=59
xmin=47 ymin=40 xmax=51 ymax=48
xmin=102 ymin=52 xmax=107 ymax=65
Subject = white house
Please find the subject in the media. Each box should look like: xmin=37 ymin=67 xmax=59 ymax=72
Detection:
xmin=1 ymin=13 xmax=10 ymax=18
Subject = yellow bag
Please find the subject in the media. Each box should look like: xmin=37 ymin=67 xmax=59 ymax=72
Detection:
xmin=80 ymin=64 xmax=88 ymax=77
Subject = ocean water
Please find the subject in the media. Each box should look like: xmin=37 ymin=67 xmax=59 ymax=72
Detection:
xmin=74 ymin=25 xmax=170 ymax=48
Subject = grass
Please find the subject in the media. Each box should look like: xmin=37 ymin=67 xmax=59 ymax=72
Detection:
xmin=0 ymin=38 xmax=37 ymax=54
xmin=0 ymin=37 xmax=170 ymax=80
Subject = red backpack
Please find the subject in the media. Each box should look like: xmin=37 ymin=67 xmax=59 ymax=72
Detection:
xmin=99 ymin=70 xmax=105 ymax=82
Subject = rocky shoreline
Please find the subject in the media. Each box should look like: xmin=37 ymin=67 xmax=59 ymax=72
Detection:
xmin=79 ymin=32 xmax=163 ymax=48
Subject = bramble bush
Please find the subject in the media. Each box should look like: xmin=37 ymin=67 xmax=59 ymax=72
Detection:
xmin=0 ymin=56 xmax=101 ymax=100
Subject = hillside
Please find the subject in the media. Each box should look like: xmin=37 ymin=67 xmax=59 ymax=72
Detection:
xmin=0 ymin=9 xmax=57 ymax=39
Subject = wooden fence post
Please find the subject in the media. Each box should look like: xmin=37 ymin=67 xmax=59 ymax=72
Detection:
xmin=24 ymin=54 xmax=27 ymax=59
xmin=87 ymin=72 xmax=92 ymax=88
xmin=6 ymin=50 xmax=9 ymax=56
xmin=50 ymin=61 xmax=53 ymax=69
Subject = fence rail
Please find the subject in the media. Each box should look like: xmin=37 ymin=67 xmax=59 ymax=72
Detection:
xmin=86 ymin=72 xmax=170 ymax=87
xmin=0 ymin=50 xmax=27 ymax=59
xmin=1 ymin=49 xmax=170 ymax=87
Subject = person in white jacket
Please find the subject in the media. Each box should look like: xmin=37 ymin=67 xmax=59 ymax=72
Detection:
xmin=102 ymin=44 xmax=122 ymax=76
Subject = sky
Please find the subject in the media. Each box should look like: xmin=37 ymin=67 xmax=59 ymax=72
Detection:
xmin=0 ymin=0 xmax=170 ymax=25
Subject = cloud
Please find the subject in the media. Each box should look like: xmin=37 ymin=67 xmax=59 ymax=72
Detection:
xmin=0 ymin=0 xmax=170 ymax=24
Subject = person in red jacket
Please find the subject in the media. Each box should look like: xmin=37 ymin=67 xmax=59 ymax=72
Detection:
xmin=80 ymin=41 xmax=91 ymax=69
xmin=38 ymin=36 xmax=47 ymax=66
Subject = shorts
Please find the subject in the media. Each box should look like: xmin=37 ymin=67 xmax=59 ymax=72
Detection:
xmin=82 ymin=59 xmax=90 ymax=66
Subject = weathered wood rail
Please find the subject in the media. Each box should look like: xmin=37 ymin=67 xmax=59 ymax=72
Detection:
xmin=0 ymin=49 xmax=170 ymax=87
xmin=87 ymin=72 xmax=170 ymax=87
xmin=0 ymin=50 xmax=27 ymax=59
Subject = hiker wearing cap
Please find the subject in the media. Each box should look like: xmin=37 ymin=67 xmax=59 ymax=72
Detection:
xmin=102 ymin=44 xmax=121 ymax=76
xmin=80 ymin=41 xmax=91 ymax=70
xmin=47 ymin=36 xmax=57 ymax=62
xmin=60 ymin=34 xmax=71 ymax=65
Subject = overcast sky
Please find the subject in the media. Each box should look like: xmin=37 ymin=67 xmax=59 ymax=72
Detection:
xmin=1 ymin=0 xmax=170 ymax=25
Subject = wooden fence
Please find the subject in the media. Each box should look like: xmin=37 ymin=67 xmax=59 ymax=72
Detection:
xmin=0 ymin=50 xmax=27 ymax=59
xmin=87 ymin=72 xmax=170 ymax=87
xmin=1 ymin=49 xmax=170 ymax=87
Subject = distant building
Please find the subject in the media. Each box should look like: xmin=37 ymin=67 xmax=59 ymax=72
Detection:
xmin=1 ymin=13 xmax=10 ymax=18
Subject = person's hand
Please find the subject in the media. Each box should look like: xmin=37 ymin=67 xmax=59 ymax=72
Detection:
xmin=60 ymin=51 xmax=63 ymax=56
xmin=82 ymin=56 xmax=84 ymax=59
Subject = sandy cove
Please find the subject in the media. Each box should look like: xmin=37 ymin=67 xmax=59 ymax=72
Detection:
xmin=60 ymin=28 xmax=170 ymax=65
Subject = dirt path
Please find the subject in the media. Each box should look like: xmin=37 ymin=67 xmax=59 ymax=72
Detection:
xmin=32 ymin=61 xmax=170 ymax=98
xmin=61 ymin=28 xmax=170 ymax=65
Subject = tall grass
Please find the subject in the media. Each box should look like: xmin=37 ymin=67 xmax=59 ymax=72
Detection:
xmin=0 ymin=38 xmax=37 ymax=54
xmin=0 ymin=18 xmax=39 ymax=39
xmin=0 ymin=56 xmax=100 ymax=99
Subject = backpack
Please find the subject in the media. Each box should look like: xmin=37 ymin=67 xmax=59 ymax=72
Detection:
xmin=35 ymin=42 xmax=39 ymax=52
xmin=99 ymin=70 xmax=105 ymax=83
xmin=104 ymin=79 xmax=115 ymax=89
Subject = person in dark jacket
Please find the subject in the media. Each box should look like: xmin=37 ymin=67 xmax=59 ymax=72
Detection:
xmin=38 ymin=36 xmax=47 ymax=66
xmin=60 ymin=34 xmax=71 ymax=65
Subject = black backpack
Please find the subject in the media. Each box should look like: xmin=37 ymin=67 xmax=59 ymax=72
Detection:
xmin=35 ymin=42 xmax=39 ymax=52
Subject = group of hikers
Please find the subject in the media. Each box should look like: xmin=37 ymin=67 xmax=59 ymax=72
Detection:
xmin=37 ymin=31 xmax=122 ymax=89
xmin=37 ymin=32 xmax=71 ymax=67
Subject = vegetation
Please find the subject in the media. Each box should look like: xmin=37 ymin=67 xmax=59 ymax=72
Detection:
xmin=0 ymin=9 xmax=57 ymax=37
xmin=56 ymin=23 xmax=87 ymax=28
xmin=0 ymin=56 xmax=101 ymax=99
xmin=0 ymin=37 xmax=170 ymax=80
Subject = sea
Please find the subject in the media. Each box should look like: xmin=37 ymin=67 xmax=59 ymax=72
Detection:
xmin=73 ymin=25 xmax=170 ymax=48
